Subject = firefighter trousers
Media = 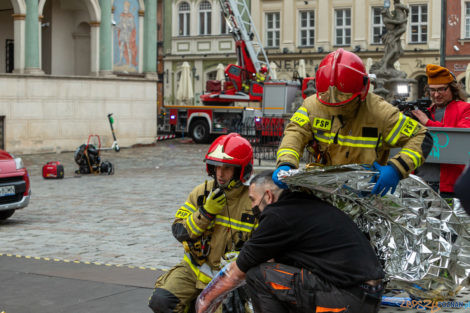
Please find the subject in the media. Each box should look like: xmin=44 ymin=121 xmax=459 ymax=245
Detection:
xmin=245 ymin=262 xmax=382 ymax=313
xmin=148 ymin=262 xmax=225 ymax=313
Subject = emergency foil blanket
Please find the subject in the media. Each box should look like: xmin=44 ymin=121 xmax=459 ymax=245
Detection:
xmin=279 ymin=164 xmax=470 ymax=300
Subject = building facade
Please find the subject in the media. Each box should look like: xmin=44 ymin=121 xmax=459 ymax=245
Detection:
xmin=163 ymin=0 xmax=444 ymax=104
xmin=0 ymin=0 xmax=158 ymax=154
xmin=162 ymin=0 xmax=238 ymax=106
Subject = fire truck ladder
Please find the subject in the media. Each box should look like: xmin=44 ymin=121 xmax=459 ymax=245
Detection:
xmin=220 ymin=0 xmax=270 ymax=73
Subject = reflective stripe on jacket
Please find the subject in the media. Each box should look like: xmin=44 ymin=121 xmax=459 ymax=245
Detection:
xmin=277 ymin=93 xmax=433 ymax=178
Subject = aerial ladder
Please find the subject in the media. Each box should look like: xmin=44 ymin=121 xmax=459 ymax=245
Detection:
xmin=200 ymin=0 xmax=272 ymax=104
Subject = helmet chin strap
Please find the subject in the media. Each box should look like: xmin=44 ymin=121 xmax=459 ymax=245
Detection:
xmin=219 ymin=179 xmax=241 ymax=190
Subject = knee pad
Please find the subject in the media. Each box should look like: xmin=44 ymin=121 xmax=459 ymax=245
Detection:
xmin=148 ymin=288 xmax=179 ymax=313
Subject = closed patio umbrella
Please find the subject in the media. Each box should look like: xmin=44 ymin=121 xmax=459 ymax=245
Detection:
xmin=176 ymin=62 xmax=194 ymax=104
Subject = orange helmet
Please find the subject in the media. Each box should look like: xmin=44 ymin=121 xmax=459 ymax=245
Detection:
xmin=205 ymin=133 xmax=253 ymax=183
xmin=315 ymin=48 xmax=370 ymax=106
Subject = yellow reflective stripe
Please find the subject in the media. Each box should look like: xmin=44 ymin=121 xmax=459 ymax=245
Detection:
xmin=217 ymin=215 xmax=255 ymax=228
xmin=385 ymin=113 xmax=407 ymax=145
xmin=313 ymin=130 xmax=380 ymax=148
xmin=183 ymin=202 xmax=197 ymax=212
xmin=276 ymin=148 xmax=300 ymax=161
xmin=215 ymin=215 xmax=255 ymax=232
xmin=183 ymin=254 xmax=212 ymax=284
xmin=401 ymin=148 xmax=423 ymax=168
xmin=186 ymin=213 xmax=204 ymax=236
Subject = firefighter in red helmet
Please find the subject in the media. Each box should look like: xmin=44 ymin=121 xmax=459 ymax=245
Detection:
xmin=274 ymin=48 xmax=433 ymax=196
xmin=149 ymin=133 xmax=255 ymax=313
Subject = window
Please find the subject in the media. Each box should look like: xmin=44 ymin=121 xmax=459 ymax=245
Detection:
xmin=199 ymin=1 xmax=212 ymax=35
xmin=371 ymin=7 xmax=385 ymax=44
xmin=299 ymin=10 xmax=315 ymax=47
xmin=266 ymin=12 xmax=280 ymax=48
xmin=178 ymin=2 xmax=190 ymax=36
xmin=221 ymin=11 xmax=229 ymax=34
xmin=335 ymin=8 xmax=351 ymax=46
xmin=409 ymin=4 xmax=427 ymax=43
xmin=465 ymin=2 xmax=470 ymax=38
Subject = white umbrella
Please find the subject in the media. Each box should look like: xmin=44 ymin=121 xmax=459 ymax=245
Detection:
xmin=176 ymin=62 xmax=194 ymax=103
xmin=269 ymin=61 xmax=278 ymax=80
xmin=297 ymin=59 xmax=306 ymax=78
xmin=216 ymin=63 xmax=225 ymax=82
xmin=366 ymin=58 xmax=373 ymax=73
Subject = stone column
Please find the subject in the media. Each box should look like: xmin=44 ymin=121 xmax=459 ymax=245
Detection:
xmin=99 ymin=0 xmax=114 ymax=76
xmin=12 ymin=14 xmax=26 ymax=74
xmin=25 ymin=0 xmax=43 ymax=74
xmin=143 ymin=0 xmax=157 ymax=77
xmin=90 ymin=21 xmax=100 ymax=76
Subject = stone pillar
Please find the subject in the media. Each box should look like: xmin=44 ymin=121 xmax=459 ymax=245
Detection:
xmin=12 ymin=14 xmax=26 ymax=74
xmin=90 ymin=21 xmax=101 ymax=76
xmin=99 ymin=0 xmax=114 ymax=76
xmin=25 ymin=0 xmax=43 ymax=74
xmin=143 ymin=0 xmax=157 ymax=77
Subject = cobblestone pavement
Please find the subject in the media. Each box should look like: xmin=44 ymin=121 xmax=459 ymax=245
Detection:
xmin=0 ymin=139 xmax=255 ymax=270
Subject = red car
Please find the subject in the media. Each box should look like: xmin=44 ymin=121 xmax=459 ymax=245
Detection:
xmin=0 ymin=150 xmax=30 ymax=220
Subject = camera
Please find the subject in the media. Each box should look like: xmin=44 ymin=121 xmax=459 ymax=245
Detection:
xmin=391 ymin=98 xmax=432 ymax=120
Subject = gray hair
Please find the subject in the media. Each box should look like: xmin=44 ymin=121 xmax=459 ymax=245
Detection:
xmin=250 ymin=170 xmax=283 ymax=197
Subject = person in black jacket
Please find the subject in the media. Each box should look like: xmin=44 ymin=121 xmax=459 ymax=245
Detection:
xmin=196 ymin=170 xmax=385 ymax=313
xmin=455 ymin=165 xmax=470 ymax=214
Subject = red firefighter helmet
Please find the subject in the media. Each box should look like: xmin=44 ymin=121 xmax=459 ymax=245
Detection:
xmin=205 ymin=133 xmax=253 ymax=183
xmin=315 ymin=48 xmax=370 ymax=106
xmin=260 ymin=65 xmax=268 ymax=74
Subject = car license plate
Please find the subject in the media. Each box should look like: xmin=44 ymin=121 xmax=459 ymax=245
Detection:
xmin=0 ymin=185 xmax=15 ymax=197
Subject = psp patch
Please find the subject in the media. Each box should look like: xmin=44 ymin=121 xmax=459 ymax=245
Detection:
xmin=313 ymin=118 xmax=332 ymax=131
xmin=175 ymin=209 xmax=191 ymax=219
xmin=401 ymin=118 xmax=418 ymax=137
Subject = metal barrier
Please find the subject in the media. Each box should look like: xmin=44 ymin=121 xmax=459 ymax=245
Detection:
xmin=235 ymin=117 xmax=286 ymax=165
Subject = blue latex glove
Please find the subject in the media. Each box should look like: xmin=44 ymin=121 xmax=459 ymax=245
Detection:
xmin=272 ymin=165 xmax=292 ymax=189
xmin=371 ymin=161 xmax=400 ymax=197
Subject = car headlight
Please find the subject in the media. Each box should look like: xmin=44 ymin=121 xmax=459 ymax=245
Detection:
xmin=14 ymin=157 xmax=24 ymax=170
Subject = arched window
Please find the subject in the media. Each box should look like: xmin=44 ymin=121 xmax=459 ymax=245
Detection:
xmin=178 ymin=2 xmax=190 ymax=36
xmin=199 ymin=1 xmax=211 ymax=35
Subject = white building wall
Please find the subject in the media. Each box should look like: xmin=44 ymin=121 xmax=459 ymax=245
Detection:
xmin=0 ymin=75 xmax=157 ymax=154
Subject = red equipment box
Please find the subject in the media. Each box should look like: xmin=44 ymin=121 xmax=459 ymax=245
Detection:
xmin=42 ymin=161 xmax=64 ymax=179
xmin=206 ymin=80 xmax=222 ymax=93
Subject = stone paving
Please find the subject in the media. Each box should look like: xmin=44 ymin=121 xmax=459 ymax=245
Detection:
xmin=0 ymin=139 xmax=249 ymax=270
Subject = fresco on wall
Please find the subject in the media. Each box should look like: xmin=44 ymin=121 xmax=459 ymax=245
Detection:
xmin=113 ymin=0 xmax=139 ymax=73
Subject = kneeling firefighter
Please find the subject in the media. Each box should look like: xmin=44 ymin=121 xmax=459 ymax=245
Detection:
xmin=149 ymin=133 xmax=256 ymax=313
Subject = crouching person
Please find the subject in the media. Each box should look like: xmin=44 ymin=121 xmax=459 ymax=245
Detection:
xmin=149 ymin=133 xmax=255 ymax=313
xmin=196 ymin=170 xmax=385 ymax=313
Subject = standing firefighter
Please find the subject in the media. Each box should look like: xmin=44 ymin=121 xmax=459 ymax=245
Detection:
xmin=273 ymin=48 xmax=433 ymax=196
xmin=149 ymin=133 xmax=255 ymax=313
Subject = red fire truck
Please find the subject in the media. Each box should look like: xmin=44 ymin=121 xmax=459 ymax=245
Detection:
xmin=157 ymin=0 xmax=314 ymax=143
